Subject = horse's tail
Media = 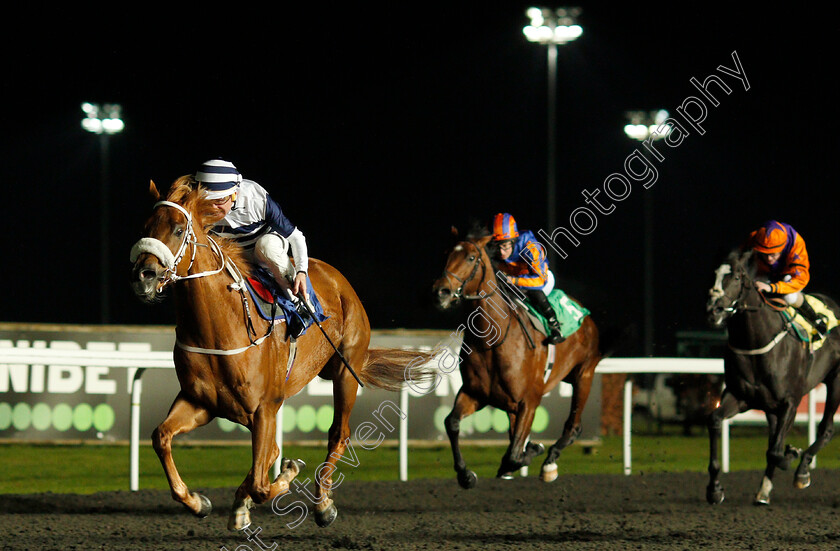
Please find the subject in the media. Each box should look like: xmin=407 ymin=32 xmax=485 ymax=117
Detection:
xmin=359 ymin=348 xmax=438 ymax=392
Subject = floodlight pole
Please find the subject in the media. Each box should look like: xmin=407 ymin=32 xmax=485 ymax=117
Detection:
xmin=81 ymin=103 xmax=124 ymax=324
xmin=546 ymin=42 xmax=558 ymax=254
xmin=99 ymin=133 xmax=111 ymax=324
xmin=624 ymin=110 xmax=670 ymax=357
xmin=523 ymin=7 xmax=582 ymax=267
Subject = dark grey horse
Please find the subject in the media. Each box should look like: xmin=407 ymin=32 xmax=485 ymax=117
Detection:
xmin=706 ymin=249 xmax=840 ymax=505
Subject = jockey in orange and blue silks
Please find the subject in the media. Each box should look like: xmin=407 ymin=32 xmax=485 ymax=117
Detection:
xmin=491 ymin=213 xmax=564 ymax=344
xmin=745 ymin=220 xmax=827 ymax=336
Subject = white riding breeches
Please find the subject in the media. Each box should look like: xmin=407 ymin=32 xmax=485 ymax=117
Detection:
xmin=542 ymin=270 xmax=555 ymax=296
xmin=252 ymin=233 xmax=295 ymax=291
xmin=783 ymin=291 xmax=803 ymax=306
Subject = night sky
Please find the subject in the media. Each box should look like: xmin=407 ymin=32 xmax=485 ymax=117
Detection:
xmin=3 ymin=5 xmax=836 ymax=356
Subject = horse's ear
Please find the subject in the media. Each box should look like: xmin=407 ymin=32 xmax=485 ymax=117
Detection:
xmin=149 ymin=180 xmax=161 ymax=201
xmin=450 ymin=226 xmax=459 ymax=237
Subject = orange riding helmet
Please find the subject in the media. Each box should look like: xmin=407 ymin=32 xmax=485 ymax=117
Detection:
xmin=752 ymin=222 xmax=789 ymax=253
xmin=491 ymin=213 xmax=519 ymax=242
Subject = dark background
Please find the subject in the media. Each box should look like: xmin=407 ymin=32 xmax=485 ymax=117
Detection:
xmin=2 ymin=5 xmax=835 ymax=356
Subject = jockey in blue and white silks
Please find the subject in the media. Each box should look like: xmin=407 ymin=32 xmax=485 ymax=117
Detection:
xmin=196 ymin=159 xmax=310 ymax=302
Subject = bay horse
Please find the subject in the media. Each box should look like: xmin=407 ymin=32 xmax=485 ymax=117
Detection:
xmin=431 ymin=230 xmax=603 ymax=487
xmin=130 ymin=177 xmax=433 ymax=530
xmin=706 ymin=249 xmax=840 ymax=505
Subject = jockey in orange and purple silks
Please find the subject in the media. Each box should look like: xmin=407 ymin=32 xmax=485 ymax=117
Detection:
xmin=745 ymin=220 xmax=827 ymax=337
xmin=491 ymin=213 xmax=564 ymax=344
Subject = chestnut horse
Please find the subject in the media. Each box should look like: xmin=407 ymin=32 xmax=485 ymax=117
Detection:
xmin=130 ymin=177 xmax=433 ymax=530
xmin=431 ymin=231 xmax=603 ymax=487
xmin=706 ymin=249 xmax=840 ymax=505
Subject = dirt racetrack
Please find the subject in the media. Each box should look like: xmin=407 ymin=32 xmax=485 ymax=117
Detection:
xmin=3 ymin=469 xmax=840 ymax=551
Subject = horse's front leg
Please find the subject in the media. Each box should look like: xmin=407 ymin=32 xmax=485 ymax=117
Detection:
xmin=496 ymin=400 xmax=540 ymax=478
xmin=756 ymin=401 xmax=799 ymax=505
xmin=228 ymin=403 xmax=303 ymax=531
xmin=795 ymin=378 xmax=840 ymax=488
xmin=152 ymin=392 xmax=214 ymax=517
xmin=445 ymin=389 xmax=481 ymax=489
xmin=707 ymin=390 xmax=745 ymax=504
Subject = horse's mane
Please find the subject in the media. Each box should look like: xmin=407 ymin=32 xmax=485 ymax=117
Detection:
xmin=465 ymin=220 xmax=491 ymax=240
xmin=727 ymin=248 xmax=757 ymax=280
xmin=164 ymin=176 xmax=252 ymax=278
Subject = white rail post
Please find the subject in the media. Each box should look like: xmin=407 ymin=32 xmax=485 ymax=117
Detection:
xmin=809 ymin=388 xmax=817 ymax=469
xmin=722 ymin=418 xmax=730 ymax=473
xmin=129 ymin=368 xmax=146 ymax=491
xmin=623 ymin=377 xmax=633 ymax=475
xmin=273 ymin=405 xmax=284 ymax=480
xmin=400 ymin=386 xmax=409 ymax=481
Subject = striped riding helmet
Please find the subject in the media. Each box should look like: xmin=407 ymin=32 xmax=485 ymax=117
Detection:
xmin=195 ymin=159 xmax=242 ymax=200
xmin=752 ymin=221 xmax=788 ymax=254
xmin=491 ymin=213 xmax=519 ymax=242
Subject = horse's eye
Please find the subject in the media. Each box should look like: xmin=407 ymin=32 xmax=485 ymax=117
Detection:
xmin=175 ymin=228 xmax=184 ymax=237
xmin=468 ymin=255 xmax=476 ymax=261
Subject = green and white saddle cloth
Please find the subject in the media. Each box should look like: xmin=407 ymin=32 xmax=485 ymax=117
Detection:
xmin=519 ymin=288 xmax=589 ymax=338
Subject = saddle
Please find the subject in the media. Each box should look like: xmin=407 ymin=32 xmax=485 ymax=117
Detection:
xmin=784 ymin=295 xmax=838 ymax=351
xmin=515 ymin=288 xmax=589 ymax=340
xmin=243 ymin=266 xmax=328 ymax=339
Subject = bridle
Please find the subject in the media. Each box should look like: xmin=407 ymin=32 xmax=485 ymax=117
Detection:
xmin=130 ymin=200 xmax=226 ymax=293
xmin=708 ymin=263 xmax=746 ymax=315
xmin=709 ymin=259 xmax=794 ymax=355
xmin=442 ymin=240 xmax=537 ymax=349
xmin=131 ymin=199 xmax=276 ymax=356
xmin=443 ymin=241 xmax=489 ymax=301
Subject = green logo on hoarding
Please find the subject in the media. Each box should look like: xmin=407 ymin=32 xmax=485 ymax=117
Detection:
xmin=0 ymin=402 xmax=115 ymax=432
xmin=433 ymin=405 xmax=549 ymax=434
xmin=214 ymin=405 xmax=337 ymax=434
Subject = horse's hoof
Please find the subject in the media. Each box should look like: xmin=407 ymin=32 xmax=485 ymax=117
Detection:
xmin=540 ymin=463 xmax=558 ymax=483
xmin=191 ymin=492 xmax=212 ymax=518
xmin=227 ymin=497 xmax=254 ymax=531
xmin=785 ymin=445 xmax=802 ymax=459
xmin=706 ymin=488 xmax=725 ymax=505
xmin=754 ymin=475 xmax=773 ymax=505
xmin=457 ymin=470 xmax=477 ymax=489
xmin=314 ymin=502 xmax=338 ymax=528
xmin=795 ymin=473 xmax=811 ymax=489
xmin=282 ymin=457 xmax=306 ymax=473
xmin=499 ymin=472 xmax=515 ymax=480
xmin=526 ymin=442 xmax=546 ymax=457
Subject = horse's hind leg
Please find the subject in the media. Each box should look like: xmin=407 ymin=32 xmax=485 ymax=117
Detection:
xmin=229 ymin=403 xmax=303 ymax=531
xmin=445 ymin=390 xmax=481 ymax=489
xmin=707 ymin=390 xmax=746 ymax=504
xmin=795 ymin=378 xmax=840 ymax=489
xmin=541 ymin=361 xmax=595 ymax=482
xmin=152 ymin=393 xmax=213 ymax=517
xmin=310 ymin=364 xmax=362 ymax=528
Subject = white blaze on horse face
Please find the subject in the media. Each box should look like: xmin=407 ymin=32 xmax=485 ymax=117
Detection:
xmin=707 ymin=263 xmax=732 ymax=312
xmin=710 ymin=264 xmax=731 ymax=298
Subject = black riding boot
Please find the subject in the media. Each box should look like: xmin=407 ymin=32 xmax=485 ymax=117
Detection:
xmin=796 ymin=299 xmax=828 ymax=338
xmin=527 ymin=290 xmax=565 ymax=345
